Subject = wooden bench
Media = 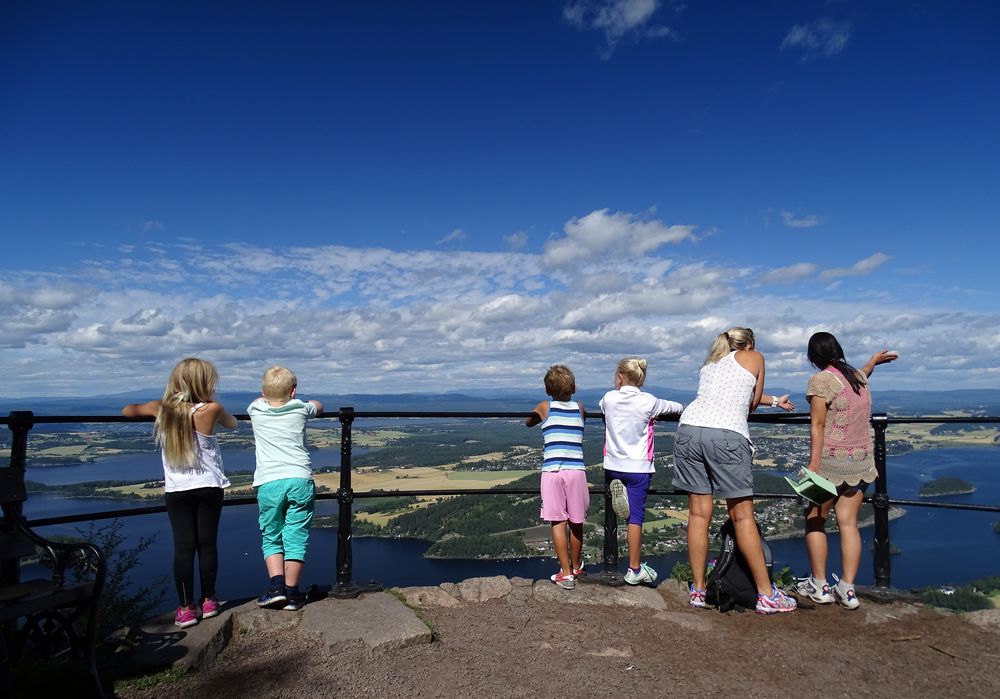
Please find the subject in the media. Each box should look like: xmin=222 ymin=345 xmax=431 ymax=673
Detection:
xmin=0 ymin=467 xmax=107 ymax=698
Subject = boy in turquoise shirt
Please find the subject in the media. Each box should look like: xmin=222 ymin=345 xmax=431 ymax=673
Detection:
xmin=248 ymin=366 xmax=323 ymax=610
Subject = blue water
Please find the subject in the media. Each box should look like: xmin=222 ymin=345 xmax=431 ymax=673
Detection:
xmin=20 ymin=447 xmax=1000 ymax=612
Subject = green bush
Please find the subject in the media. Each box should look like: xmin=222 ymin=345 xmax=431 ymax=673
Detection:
xmin=671 ymin=561 xmax=693 ymax=583
xmin=922 ymin=586 xmax=993 ymax=612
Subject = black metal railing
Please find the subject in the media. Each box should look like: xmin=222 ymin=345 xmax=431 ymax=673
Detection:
xmin=3 ymin=409 xmax=999 ymax=596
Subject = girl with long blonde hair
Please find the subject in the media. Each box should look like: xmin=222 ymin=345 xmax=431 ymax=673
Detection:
xmin=123 ymin=358 xmax=237 ymax=628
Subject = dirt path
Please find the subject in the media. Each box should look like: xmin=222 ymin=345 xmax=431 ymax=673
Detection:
xmin=117 ymin=581 xmax=1000 ymax=698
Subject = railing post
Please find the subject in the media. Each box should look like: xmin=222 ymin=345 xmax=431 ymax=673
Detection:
xmin=871 ymin=413 xmax=892 ymax=590
xmin=2 ymin=411 xmax=34 ymax=587
xmin=581 ymin=472 xmax=625 ymax=586
xmin=329 ymin=406 xmax=381 ymax=599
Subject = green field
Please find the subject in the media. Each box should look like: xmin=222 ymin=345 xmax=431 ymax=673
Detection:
xmin=446 ymin=470 xmax=535 ymax=481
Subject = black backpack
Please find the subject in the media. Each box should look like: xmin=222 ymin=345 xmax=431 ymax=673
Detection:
xmin=704 ymin=518 xmax=773 ymax=612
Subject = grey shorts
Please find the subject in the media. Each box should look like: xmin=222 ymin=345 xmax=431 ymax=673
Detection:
xmin=672 ymin=424 xmax=754 ymax=499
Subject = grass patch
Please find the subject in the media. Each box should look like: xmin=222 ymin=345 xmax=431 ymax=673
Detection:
xmin=114 ymin=667 xmax=187 ymax=692
xmin=386 ymin=589 xmax=438 ymax=640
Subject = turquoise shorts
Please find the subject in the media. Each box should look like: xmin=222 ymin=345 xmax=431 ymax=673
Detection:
xmin=256 ymin=477 xmax=315 ymax=562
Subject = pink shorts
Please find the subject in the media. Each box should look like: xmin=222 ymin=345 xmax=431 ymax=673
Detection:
xmin=540 ymin=469 xmax=590 ymax=524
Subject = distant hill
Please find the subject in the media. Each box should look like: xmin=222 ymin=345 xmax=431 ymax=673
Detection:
xmin=2 ymin=388 xmax=1000 ymax=418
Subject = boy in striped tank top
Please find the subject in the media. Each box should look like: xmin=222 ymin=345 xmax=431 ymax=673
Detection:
xmin=526 ymin=365 xmax=589 ymax=589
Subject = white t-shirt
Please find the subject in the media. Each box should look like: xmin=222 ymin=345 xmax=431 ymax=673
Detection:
xmin=247 ymin=398 xmax=319 ymax=487
xmin=600 ymin=386 xmax=684 ymax=473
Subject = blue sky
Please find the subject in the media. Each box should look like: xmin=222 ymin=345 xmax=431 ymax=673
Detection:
xmin=2 ymin=1 xmax=998 ymax=397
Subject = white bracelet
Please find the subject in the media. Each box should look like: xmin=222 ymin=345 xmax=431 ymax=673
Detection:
xmin=771 ymin=396 xmax=779 ymax=408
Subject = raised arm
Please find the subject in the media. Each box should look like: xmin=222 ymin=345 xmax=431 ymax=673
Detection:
xmin=525 ymin=400 xmax=548 ymax=427
xmin=121 ymin=400 xmax=161 ymax=418
xmin=308 ymin=399 xmax=324 ymax=415
xmin=861 ymin=349 xmax=898 ymax=378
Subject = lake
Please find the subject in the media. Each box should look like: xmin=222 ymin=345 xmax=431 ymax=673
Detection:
xmin=20 ymin=447 xmax=1000 ymax=612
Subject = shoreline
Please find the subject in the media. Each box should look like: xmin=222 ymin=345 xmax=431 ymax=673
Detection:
xmin=919 ymin=488 xmax=976 ymax=498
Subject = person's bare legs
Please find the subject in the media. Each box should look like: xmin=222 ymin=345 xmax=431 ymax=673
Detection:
xmin=551 ymin=521 xmax=572 ymax=575
xmin=626 ymin=524 xmax=643 ymax=569
xmin=726 ymin=497 xmax=772 ymax=596
xmin=265 ymin=553 xmax=285 ymax=579
xmin=568 ymin=522 xmax=584 ymax=571
xmin=284 ymin=560 xmax=303 ymax=588
xmin=835 ymin=490 xmax=864 ymax=583
xmin=687 ymin=493 xmax=713 ymax=590
xmin=804 ymin=499 xmax=834 ymax=581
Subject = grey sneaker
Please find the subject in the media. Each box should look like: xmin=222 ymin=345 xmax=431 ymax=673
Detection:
xmin=624 ymin=562 xmax=657 ymax=586
xmin=550 ymin=571 xmax=576 ymax=590
xmin=796 ymin=576 xmax=835 ymax=604
xmin=609 ymin=479 xmax=630 ymax=521
xmin=832 ymin=574 xmax=860 ymax=610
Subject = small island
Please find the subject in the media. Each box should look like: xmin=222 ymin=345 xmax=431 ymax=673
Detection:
xmin=918 ymin=477 xmax=976 ymax=498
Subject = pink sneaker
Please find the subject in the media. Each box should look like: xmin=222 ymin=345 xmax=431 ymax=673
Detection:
xmin=175 ymin=606 xmax=199 ymax=628
xmin=200 ymin=598 xmax=220 ymax=619
xmin=689 ymin=583 xmax=707 ymax=609
xmin=756 ymin=586 xmax=797 ymax=614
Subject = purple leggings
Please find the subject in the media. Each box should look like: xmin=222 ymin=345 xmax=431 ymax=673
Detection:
xmin=605 ymin=470 xmax=651 ymax=525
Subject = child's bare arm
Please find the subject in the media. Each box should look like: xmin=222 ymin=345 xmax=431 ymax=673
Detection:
xmin=216 ymin=405 xmax=238 ymax=429
xmin=525 ymin=400 xmax=548 ymax=427
xmin=122 ymin=400 xmax=161 ymax=418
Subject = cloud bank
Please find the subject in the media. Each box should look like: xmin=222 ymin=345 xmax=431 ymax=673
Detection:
xmin=0 ymin=210 xmax=994 ymax=396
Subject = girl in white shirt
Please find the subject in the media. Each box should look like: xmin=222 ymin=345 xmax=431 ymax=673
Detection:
xmin=600 ymin=357 xmax=683 ymax=585
xmin=122 ymin=358 xmax=237 ymax=628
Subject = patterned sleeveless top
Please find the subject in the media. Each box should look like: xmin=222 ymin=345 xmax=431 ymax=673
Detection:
xmin=806 ymin=367 xmax=877 ymax=487
xmin=541 ymin=400 xmax=585 ymax=472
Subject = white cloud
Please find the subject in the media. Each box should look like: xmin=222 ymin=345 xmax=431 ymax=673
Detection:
xmin=780 ymin=210 xmax=823 ymax=228
xmin=822 ymin=252 xmax=891 ymax=279
xmin=504 ymin=230 xmax=528 ymax=250
xmin=781 ymin=18 xmax=852 ymax=60
xmin=759 ymin=262 xmax=818 ymax=285
xmin=544 ymin=209 xmax=695 ymax=267
xmin=564 ymin=0 xmax=672 ymax=57
xmin=437 ymin=228 xmax=466 ymax=244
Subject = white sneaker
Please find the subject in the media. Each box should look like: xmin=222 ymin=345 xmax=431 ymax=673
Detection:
xmin=796 ymin=576 xmax=835 ymax=604
xmin=624 ymin=562 xmax=657 ymax=585
xmin=610 ymin=479 xmax=630 ymax=520
xmin=832 ymin=574 xmax=860 ymax=610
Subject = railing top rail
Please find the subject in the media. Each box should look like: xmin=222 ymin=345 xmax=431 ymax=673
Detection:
xmin=4 ymin=410 xmax=1000 ymax=427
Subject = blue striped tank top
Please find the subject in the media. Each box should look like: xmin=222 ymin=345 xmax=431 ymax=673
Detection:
xmin=541 ymin=400 xmax=585 ymax=471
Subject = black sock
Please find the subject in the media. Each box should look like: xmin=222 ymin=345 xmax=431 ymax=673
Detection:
xmin=286 ymin=584 xmax=300 ymax=598
xmin=269 ymin=575 xmax=285 ymax=591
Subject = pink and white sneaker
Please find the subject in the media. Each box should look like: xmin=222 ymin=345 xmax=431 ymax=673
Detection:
xmin=689 ymin=583 xmax=707 ymax=609
xmin=756 ymin=586 xmax=797 ymax=614
xmin=550 ymin=571 xmax=576 ymax=590
xmin=200 ymin=598 xmax=221 ymax=619
xmin=175 ymin=606 xmax=199 ymax=628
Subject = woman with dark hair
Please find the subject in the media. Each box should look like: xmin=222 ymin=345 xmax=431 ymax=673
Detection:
xmin=796 ymin=332 xmax=897 ymax=610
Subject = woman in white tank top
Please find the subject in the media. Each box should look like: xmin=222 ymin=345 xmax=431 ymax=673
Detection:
xmin=672 ymin=328 xmax=798 ymax=613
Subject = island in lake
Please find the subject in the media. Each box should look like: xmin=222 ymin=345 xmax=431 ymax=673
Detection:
xmin=918 ymin=477 xmax=976 ymax=497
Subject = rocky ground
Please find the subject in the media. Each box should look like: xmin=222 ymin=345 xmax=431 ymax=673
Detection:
xmin=114 ymin=577 xmax=1000 ymax=698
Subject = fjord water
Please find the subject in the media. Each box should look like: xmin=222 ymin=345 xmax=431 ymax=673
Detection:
xmin=23 ymin=447 xmax=999 ymax=610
